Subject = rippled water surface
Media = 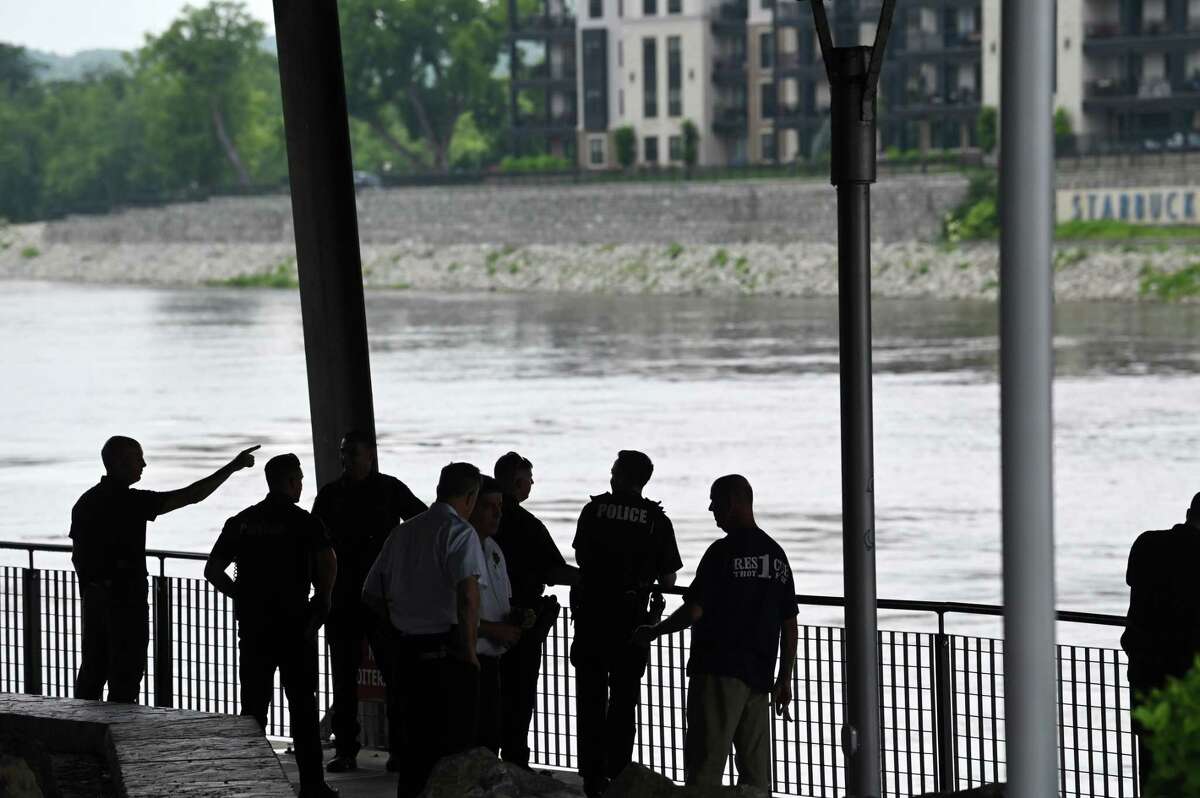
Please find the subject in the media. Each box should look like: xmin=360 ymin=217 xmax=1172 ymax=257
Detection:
xmin=3 ymin=280 xmax=1200 ymax=645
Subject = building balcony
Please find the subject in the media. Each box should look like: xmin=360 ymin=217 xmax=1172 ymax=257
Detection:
xmin=1083 ymin=20 xmax=1200 ymax=52
xmin=712 ymin=0 xmax=748 ymax=34
xmin=773 ymin=51 xmax=822 ymax=77
xmin=772 ymin=1 xmax=807 ymax=26
xmin=895 ymin=28 xmax=982 ymax=57
xmin=1083 ymin=77 xmax=1200 ymax=111
xmin=712 ymin=56 xmax=747 ymax=84
xmin=508 ymin=14 xmax=576 ymax=40
xmin=511 ymin=112 xmax=578 ymax=137
xmin=888 ymin=88 xmax=981 ymax=118
xmin=712 ymin=106 xmax=748 ymax=136
xmin=773 ymin=103 xmax=827 ymax=129
xmin=512 ymin=63 xmax=578 ymax=87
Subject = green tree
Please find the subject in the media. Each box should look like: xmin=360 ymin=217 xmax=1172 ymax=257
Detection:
xmin=681 ymin=119 xmax=699 ymax=168
xmin=136 ymin=1 xmax=269 ymax=187
xmin=977 ymin=106 xmax=997 ymax=155
xmin=338 ymin=0 xmax=506 ymax=172
xmin=615 ymin=125 xmax=636 ymax=168
xmin=1054 ymin=106 xmax=1074 ymax=155
xmin=0 ymin=44 xmax=38 ymax=96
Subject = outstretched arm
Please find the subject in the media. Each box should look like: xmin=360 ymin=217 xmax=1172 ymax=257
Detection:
xmin=632 ymin=600 xmax=702 ymax=646
xmin=159 ymin=445 xmax=260 ymax=514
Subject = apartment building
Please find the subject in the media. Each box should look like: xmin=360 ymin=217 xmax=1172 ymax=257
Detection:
xmin=506 ymin=0 xmax=1200 ymax=167
xmin=507 ymin=0 xmax=580 ymax=158
xmin=984 ymin=0 xmax=1200 ymax=150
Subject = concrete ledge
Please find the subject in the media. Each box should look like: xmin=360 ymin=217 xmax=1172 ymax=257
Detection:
xmin=0 ymin=693 xmax=294 ymax=797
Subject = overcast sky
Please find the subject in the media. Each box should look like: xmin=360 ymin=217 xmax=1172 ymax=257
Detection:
xmin=1 ymin=0 xmax=278 ymax=54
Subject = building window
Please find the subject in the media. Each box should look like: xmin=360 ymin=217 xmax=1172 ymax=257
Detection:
xmin=667 ymin=36 xmax=683 ymax=116
xmin=618 ymin=88 xmax=625 ymax=116
xmin=760 ymin=82 xmax=776 ymax=118
xmin=618 ymin=40 xmax=623 ymax=68
xmin=760 ymin=32 xmax=774 ymax=69
xmin=590 ymin=0 xmax=603 ymax=17
xmin=668 ymin=0 xmax=682 ymax=12
xmin=590 ymin=137 xmax=606 ymax=165
xmin=761 ymin=132 xmax=776 ymax=161
xmin=669 ymin=135 xmax=683 ymax=161
xmin=618 ymin=0 xmax=624 ymax=15
xmin=645 ymin=136 xmax=659 ymax=162
xmin=643 ymin=37 xmax=658 ymax=117
xmin=644 ymin=0 xmax=657 ymax=15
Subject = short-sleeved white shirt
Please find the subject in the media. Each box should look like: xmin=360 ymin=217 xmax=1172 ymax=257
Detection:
xmin=362 ymin=502 xmax=487 ymax=634
xmin=478 ymin=536 xmax=513 ymax=657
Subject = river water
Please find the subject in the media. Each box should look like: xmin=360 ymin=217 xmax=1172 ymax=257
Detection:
xmin=3 ymin=280 xmax=1199 ymax=647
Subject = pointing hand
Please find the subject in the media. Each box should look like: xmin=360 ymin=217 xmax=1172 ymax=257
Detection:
xmin=231 ymin=445 xmax=261 ymax=471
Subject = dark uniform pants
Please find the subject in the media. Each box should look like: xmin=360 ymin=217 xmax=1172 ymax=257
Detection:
xmin=477 ymin=654 xmax=502 ymax=754
xmin=239 ymin=620 xmax=324 ymax=788
xmin=570 ymin=628 xmax=650 ymax=783
xmin=393 ymin=636 xmax=480 ymax=798
xmin=326 ymin=603 xmax=402 ymax=757
xmin=498 ymin=615 xmax=553 ymax=765
xmin=75 ymin=577 xmax=148 ymax=703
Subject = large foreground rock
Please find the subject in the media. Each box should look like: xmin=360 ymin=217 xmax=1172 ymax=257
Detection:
xmin=419 ymin=747 xmax=583 ymax=797
xmin=605 ymin=763 xmax=770 ymax=798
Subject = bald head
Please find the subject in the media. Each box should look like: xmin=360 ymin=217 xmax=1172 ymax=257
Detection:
xmin=102 ymin=436 xmax=145 ymax=485
xmin=709 ymin=474 xmax=755 ymax=531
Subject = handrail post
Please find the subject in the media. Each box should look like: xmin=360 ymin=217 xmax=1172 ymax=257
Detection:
xmin=22 ymin=568 xmax=42 ymax=695
xmin=154 ymin=576 xmax=173 ymax=707
xmin=933 ymin=612 xmax=957 ymax=791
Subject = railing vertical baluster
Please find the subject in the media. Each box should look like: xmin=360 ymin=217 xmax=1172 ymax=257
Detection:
xmin=22 ymin=567 xmax=42 ymax=695
xmin=155 ymin=575 xmax=173 ymax=708
xmin=934 ymin=615 xmax=956 ymax=791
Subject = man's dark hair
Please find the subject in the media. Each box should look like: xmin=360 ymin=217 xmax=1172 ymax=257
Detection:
xmin=712 ymin=474 xmax=754 ymax=505
xmin=265 ymin=453 xmax=302 ymax=490
xmin=494 ymin=451 xmax=532 ymax=485
xmin=479 ymin=475 xmax=503 ymax=497
xmin=101 ymin=436 xmax=139 ymax=470
xmin=615 ymin=450 xmax=654 ymax=488
xmin=1188 ymin=492 xmax=1200 ymax=526
xmin=437 ymin=462 xmax=482 ymax=502
xmin=341 ymin=429 xmax=376 ymax=451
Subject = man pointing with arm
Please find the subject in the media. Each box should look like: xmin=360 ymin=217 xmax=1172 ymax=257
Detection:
xmin=70 ymin=436 xmax=259 ymax=703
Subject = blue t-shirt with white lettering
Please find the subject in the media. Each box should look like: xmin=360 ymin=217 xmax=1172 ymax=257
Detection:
xmin=684 ymin=526 xmax=799 ymax=692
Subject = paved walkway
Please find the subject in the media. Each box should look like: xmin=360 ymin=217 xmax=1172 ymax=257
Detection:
xmin=275 ymin=746 xmax=584 ymax=797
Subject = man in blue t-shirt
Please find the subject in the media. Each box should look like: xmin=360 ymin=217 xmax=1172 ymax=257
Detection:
xmin=634 ymin=474 xmax=798 ymax=790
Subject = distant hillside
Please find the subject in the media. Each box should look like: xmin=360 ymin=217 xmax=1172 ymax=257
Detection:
xmin=29 ymin=48 xmax=128 ymax=81
xmin=27 ymin=37 xmax=277 ymax=82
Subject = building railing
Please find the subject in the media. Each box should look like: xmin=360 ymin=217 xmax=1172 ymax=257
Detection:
xmin=0 ymin=541 xmax=1139 ymax=796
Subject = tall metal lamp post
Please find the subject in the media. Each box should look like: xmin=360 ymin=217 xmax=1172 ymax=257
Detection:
xmin=802 ymin=1 xmax=897 ymax=795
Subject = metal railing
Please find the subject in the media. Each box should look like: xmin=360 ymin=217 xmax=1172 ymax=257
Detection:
xmin=0 ymin=542 xmax=1139 ymax=797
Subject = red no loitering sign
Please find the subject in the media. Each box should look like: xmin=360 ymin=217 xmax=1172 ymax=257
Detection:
xmin=357 ymin=639 xmax=387 ymax=702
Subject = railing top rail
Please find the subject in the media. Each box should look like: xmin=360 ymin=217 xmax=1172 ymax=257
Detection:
xmin=2 ymin=540 xmax=1126 ymax=628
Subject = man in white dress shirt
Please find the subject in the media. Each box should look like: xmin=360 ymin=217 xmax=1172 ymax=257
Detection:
xmin=471 ymin=476 xmax=524 ymax=753
xmin=363 ymin=462 xmax=486 ymax=798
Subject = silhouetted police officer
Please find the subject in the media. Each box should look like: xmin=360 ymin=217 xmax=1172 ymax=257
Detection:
xmin=70 ymin=435 xmax=259 ymax=702
xmin=570 ymin=450 xmax=682 ymax=797
xmin=312 ymin=430 xmax=427 ymax=773
xmin=1121 ymin=491 xmax=1200 ymax=789
xmin=491 ymin=451 xmax=578 ymax=767
xmin=205 ymin=453 xmax=339 ymax=798
xmin=362 ymin=462 xmax=487 ymax=798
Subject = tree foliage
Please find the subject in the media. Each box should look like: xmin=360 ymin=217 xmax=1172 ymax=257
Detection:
xmin=338 ymin=0 xmax=506 ymax=172
xmin=0 ymin=0 xmax=516 ymax=221
xmin=1134 ymin=658 xmax=1200 ymax=795
xmin=614 ymin=126 xmax=636 ymax=168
